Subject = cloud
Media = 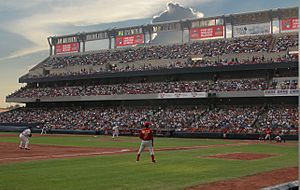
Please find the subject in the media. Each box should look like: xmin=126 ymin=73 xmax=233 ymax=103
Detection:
xmin=0 ymin=47 xmax=48 ymax=61
xmin=152 ymin=2 xmax=204 ymax=23
xmin=150 ymin=2 xmax=204 ymax=45
xmin=0 ymin=29 xmax=35 ymax=59
xmin=1 ymin=0 xmax=165 ymax=59
xmin=0 ymin=0 xmax=207 ymax=60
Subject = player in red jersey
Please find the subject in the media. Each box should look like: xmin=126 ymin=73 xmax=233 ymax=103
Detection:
xmin=223 ymin=128 xmax=228 ymax=139
xmin=136 ymin=122 xmax=156 ymax=163
xmin=264 ymin=128 xmax=271 ymax=142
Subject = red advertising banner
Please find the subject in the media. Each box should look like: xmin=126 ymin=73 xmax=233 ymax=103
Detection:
xmin=115 ymin=34 xmax=144 ymax=47
xmin=190 ymin=26 xmax=224 ymax=39
xmin=281 ymin=18 xmax=299 ymax=31
xmin=55 ymin=42 xmax=79 ymax=54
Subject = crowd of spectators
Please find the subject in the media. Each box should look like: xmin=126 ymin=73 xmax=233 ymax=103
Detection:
xmin=4 ymin=33 xmax=298 ymax=135
xmin=0 ymin=106 xmax=206 ymax=131
xmin=0 ymin=105 xmax=297 ymax=134
xmin=8 ymin=78 xmax=267 ymax=98
xmin=41 ymin=35 xmax=276 ymax=69
xmin=258 ymin=105 xmax=298 ymax=134
xmin=198 ymin=106 xmax=263 ymax=134
xmin=23 ymin=52 xmax=298 ymax=80
xmin=270 ymin=78 xmax=298 ymax=89
xmin=24 ymin=33 xmax=296 ymax=77
xmin=10 ymin=76 xmax=299 ymax=99
xmin=271 ymin=34 xmax=298 ymax=52
xmin=190 ymin=53 xmax=298 ymax=68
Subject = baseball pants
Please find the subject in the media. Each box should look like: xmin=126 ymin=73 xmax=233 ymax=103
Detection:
xmin=138 ymin=140 xmax=154 ymax=155
xmin=19 ymin=134 xmax=29 ymax=149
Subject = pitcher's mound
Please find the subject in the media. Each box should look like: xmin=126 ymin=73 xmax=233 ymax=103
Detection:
xmin=203 ymin=152 xmax=277 ymax=160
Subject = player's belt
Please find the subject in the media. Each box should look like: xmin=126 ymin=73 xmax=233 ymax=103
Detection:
xmin=21 ymin=133 xmax=29 ymax=137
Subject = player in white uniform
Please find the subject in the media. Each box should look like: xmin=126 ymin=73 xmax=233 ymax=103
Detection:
xmin=19 ymin=127 xmax=32 ymax=150
xmin=112 ymin=125 xmax=119 ymax=139
xmin=41 ymin=126 xmax=47 ymax=135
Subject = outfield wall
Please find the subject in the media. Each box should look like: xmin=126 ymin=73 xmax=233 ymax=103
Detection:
xmin=172 ymin=132 xmax=298 ymax=140
xmin=0 ymin=125 xmax=297 ymax=140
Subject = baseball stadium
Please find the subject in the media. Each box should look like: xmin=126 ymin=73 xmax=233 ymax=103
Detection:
xmin=0 ymin=3 xmax=298 ymax=190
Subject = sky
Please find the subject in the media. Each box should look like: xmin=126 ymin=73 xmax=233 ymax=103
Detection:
xmin=0 ymin=0 xmax=298 ymax=108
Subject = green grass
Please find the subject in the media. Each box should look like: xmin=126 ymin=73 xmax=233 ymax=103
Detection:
xmin=0 ymin=132 xmax=297 ymax=190
xmin=0 ymin=132 xmax=233 ymax=148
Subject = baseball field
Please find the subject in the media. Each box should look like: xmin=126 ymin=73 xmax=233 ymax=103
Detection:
xmin=0 ymin=132 xmax=298 ymax=190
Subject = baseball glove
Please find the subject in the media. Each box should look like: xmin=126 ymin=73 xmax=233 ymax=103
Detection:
xmin=28 ymin=134 xmax=32 ymax=137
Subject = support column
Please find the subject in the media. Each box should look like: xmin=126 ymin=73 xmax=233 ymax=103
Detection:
xmin=278 ymin=18 xmax=282 ymax=33
xmin=149 ymin=32 xmax=152 ymax=44
xmin=223 ymin=16 xmax=227 ymax=39
xmin=50 ymin=45 xmax=53 ymax=56
xmin=82 ymin=41 xmax=86 ymax=52
xmin=47 ymin=37 xmax=53 ymax=56
xmin=114 ymin=37 xmax=116 ymax=49
xmin=54 ymin=46 xmax=56 ymax=55
xmin=270 ymin=20 xmax=273 ymax=34
xmin=108 ymin=37 xmax=112 ymax=49
xmin=188 ymin=28 xmax=191 ymax=43
xmin=269 ymin=10 xmax=273 ymax=35
xmin=224 ymin=25 xmax=226 ymax=39
xmin=278 ymin=9 xmax=282 ymax=34
xmin=181 ymin=29 xmax=184 ymax=44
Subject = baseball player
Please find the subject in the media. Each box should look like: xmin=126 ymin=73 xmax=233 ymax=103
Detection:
xmin=274 ymin=134 xmax=281 ymax=143
xmin=223 ymin=128 xmax=228 ymax=139
xmin=275 ymin=130 xmax=286 ymax=143
xmin=41 ymin=126 xmax=47 ymax=135
xmin=136 ymin=122 xmax=156 ymax=163
xmin=112 ymin=125 xmax=119 ymax=139
xmin=279 ymin=130 xmax=286 ymax=143
xmin=264 ymin=128 xmax=271 ymax=142
xmin=19 ymin=126 xmax=32 ymax=150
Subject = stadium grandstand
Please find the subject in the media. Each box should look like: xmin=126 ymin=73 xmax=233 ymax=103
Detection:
xmin=0 ymin=6 xmax=298 ymax=140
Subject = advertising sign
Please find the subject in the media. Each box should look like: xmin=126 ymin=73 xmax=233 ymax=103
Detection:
xmin=115 ymin=34 xmax=144 ymax=47
xmin=158 ymin=92 xmax=207 ymax=99
xmin=264 ymin=89 xmax=299 ymax=97
xmin=55 ymin=42 xmax=79 ymax=54
xmin=190 ymin=26 xmax=224 ymax=39
xmin=281 ymin=18 xmax=298 ymax=31
xmin=233 ymin=23 xmax=270 ymax=37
